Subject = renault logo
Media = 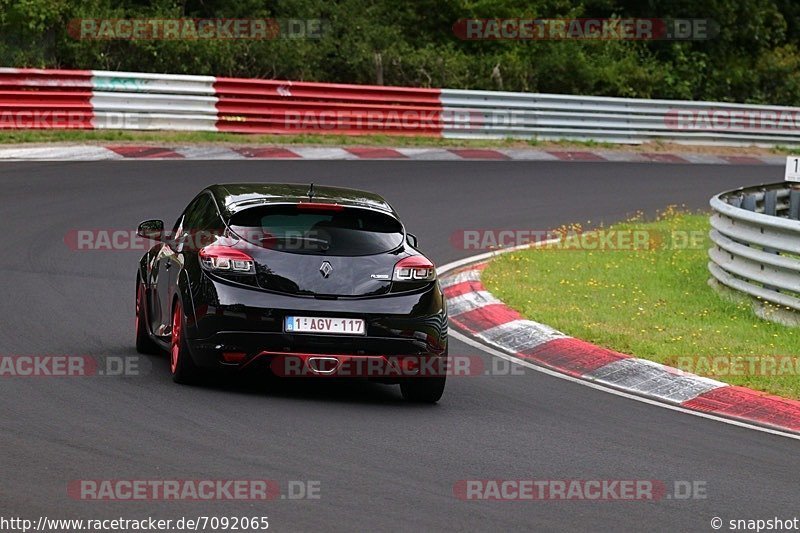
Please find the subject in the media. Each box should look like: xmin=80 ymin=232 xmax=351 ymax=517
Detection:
xmin=319 ymin=261 xmax=333 ymax=278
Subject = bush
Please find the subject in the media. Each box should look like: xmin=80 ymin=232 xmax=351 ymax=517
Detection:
xmin=2 ymin=0 xmax=800 ymax=105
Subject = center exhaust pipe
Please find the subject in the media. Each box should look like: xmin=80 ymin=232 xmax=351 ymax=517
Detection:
xmin=306 ymin=356 xmax=341 ymax=375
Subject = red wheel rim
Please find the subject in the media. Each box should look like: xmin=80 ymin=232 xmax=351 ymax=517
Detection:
xmin=170 ymin=301 xmax=181 ymax=374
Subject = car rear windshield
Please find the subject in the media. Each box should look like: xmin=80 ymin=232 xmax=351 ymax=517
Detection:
xmin=229 ymin=204 xmax=405 ymax=256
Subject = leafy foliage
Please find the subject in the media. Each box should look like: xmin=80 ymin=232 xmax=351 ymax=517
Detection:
xmin=1 ymin=0 xmax=799 ymax=104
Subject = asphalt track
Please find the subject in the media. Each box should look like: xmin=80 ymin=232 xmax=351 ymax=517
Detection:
xmin=0 ymin=160 xmax=795 ymax=532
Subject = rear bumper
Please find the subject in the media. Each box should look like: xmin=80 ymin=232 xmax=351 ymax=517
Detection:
xmin=184 ymin=275 xmax=447 ymax=370
xmin=249 ymin=352 xmax=448 ymax=380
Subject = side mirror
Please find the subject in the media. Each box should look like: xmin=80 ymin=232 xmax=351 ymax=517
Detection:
xmin=406 ymin=233 xmax=418 ymax=248
xmin=137 ymin=219 xmax=164 ymax=241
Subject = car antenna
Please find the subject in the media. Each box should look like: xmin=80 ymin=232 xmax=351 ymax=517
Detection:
xmin=307 ymin=182 xmax=315 ymax=200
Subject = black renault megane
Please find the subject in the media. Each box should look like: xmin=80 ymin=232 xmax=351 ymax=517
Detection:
xmin=135 ymin=183 xmax=448 ymax=402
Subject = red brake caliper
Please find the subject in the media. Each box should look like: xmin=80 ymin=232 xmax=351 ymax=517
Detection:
xmin=170 ymin=302 xmax=181 ymax=374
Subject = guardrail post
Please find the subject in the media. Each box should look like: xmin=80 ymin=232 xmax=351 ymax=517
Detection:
xmin=790 ymin=187 xmax=800 ymax=221
xmin=764 ymin=189 xmax=778 ymax=217
xmin=762 ymin=189 xmax=779 ymax=291
xmin=742 ymin=194 xmax=757 ymax=212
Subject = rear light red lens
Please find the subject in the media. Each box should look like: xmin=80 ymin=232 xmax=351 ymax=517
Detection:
xmin=222 ymin=352 xmax=247 ymax=363
xmin=199 ymin=245 xmax=255 ymax=274
xmin=297 ymin=202 xmax=344 ymax=211
xmin=392 ymin=256 xmax=436 ymax=282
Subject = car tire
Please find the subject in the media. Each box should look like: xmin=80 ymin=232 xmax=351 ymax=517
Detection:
xmin=400 ymin=376 xmax=446 ymax=403
xmin=135 ymin=274 xmax=161 ymax=355
xmin=170 ymin=299 xmax=201 ymax=384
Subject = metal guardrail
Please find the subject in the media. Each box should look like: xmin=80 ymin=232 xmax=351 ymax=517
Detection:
xmin=440 ymin=90 xmax=800 ymax=146
xmin=4 ymin=67 xmax=800 ymax=145
xmin=709 ymin=182 xmax=800 ymax=311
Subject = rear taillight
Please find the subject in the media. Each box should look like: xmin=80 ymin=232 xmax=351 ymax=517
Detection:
xmin=296 ymin=202 xmax=344 ymax=211
xmin=199 ymin=245 xmax=255 ymax=274
xmin=392 ymin=256 xmax=436 ymax=282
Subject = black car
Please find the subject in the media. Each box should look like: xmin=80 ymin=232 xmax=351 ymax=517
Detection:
xmin=135 ymin=183 xmax=448 ymax=402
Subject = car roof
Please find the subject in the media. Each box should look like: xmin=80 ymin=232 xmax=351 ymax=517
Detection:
xmin=207 ymin=183 xmax=397 ymax=218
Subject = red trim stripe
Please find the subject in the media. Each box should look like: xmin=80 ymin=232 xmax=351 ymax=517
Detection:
xmin=641 ymin=153 xmax=688 ymax=163
xmin=451 ymin=304 xmax=521 ymax=334
xmin=346 ymin=147 xmax=406 ymax=159
xmin=682 ymin=386 xmax=800 ymax=431
xmin=443 ymin=280 xmax=484 ymax=299
xmin=721 ymin=156 xmax=765 ymax=165
xmin=448 ymin=149 xmax=509 ymax=160
xmin=107 ymin=146 xmax=185 ymax=159
xmin=516 ymin=337 xmax=630 ymax=376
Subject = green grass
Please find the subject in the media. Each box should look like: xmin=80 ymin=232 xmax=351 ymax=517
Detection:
xmin=0 ymin=129 xmax=537 ymax=147
xmin=481 ymin=210 xmax=800 ymax=399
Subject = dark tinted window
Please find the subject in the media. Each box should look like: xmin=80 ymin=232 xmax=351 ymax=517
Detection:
xmin=177 ymin=193 xmax=223 ymax=249
xmin=229 ymin=205 xmax=404 ymax=256
xmin=184 ymin=194 xmax=222 ymax=233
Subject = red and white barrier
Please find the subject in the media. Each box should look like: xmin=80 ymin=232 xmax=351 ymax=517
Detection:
xmin=0 ymin=68 xmax=94 ymax=129
xmin=4 ymin=67 xmax=800 ymax=146
xmin=214 ymin=78 xmax=442 ymax=135
xmin=0 ymin=68 xmax=444 ymax=135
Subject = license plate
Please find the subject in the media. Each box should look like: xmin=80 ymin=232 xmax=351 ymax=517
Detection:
xmin=285 ymin=316 xmax=365 ymax=335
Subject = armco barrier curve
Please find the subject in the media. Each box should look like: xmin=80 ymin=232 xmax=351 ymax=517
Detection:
xmin=4 ymin=67 xmax=800 ymax=146
xmin=709 ymin=182 xmax=800 ymax=311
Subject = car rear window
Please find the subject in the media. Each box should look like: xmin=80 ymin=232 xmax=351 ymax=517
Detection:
xmin=229 ymin=204 xmax=405 ymax=256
